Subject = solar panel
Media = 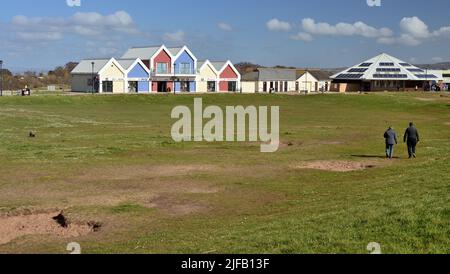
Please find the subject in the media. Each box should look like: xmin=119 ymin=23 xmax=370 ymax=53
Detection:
xmin=415 ymin=74 xmax=438 ymax=79
xmin=373 ymin=74 xmax=407 ymax=79
xmin=336 ymin=74 xmax=364 ymax=79
xmin=348 ymin=68 xmax=368 ymax=73
xmin=376 ymin=68 xmax=401 ymax=72
xmin=407 ymin=68 xmax=424 ymax=72
xmin=379 ymin=62 xmax=395 ymax=66
xmin=359 ymin=63 xmax=372 ymax=67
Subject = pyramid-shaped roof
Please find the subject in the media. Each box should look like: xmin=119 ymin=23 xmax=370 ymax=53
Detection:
xmin=331 ymin=53 xmax=442 ymax=81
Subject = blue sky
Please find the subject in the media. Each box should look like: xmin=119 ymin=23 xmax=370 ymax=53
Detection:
xmin=1 ymin=0 xmax=450 ymax=72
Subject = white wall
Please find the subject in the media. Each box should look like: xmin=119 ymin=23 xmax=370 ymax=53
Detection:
xmin=241 ymin=81 xmax=257 ymax=93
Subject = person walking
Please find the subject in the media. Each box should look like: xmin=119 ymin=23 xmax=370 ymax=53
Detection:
xmin=384 ymin=126 xmax=398 ymax=159
xmin=404 ymin=122 xmax=420 ymax=159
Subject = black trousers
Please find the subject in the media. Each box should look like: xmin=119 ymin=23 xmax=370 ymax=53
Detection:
xmin=407 ymin=139 xmax=417 ymax=157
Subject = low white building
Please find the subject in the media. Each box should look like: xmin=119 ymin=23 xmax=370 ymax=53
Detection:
xmin=241 ymin=68 xmax=331 ymax=93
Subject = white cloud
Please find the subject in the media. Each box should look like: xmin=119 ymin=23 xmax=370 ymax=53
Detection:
xmin=9 ymin=10 xmax=140 ymax=42
xmin=290 ymin=32 xmax=313 ymax=42
xmin=218 ymin=22 xmax=233 ymax=32
xmin=163 ymin=30 xmax=186 ymax=43
xmin=377 ymin=34 xmax=422 ymax=46
xmin=400 ymin=17 xmax=430 ymax=39
xmin=17 ymin=32 xmax=63 ymax=41
xmin=301 ymin=18 xmax=393 ymax=38
xmin=266 ymin=18 xmax=292 ymax=32
xmin=299 ymin=16 xmax=450 ymax=47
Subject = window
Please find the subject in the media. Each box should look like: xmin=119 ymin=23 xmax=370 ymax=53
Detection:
xmin=284 ymin=81 xmax=288 ymax=92
xmin=275 ymin=82 xmax=279 ymax=92
xmin=207 ymin=81 xmax=216 ymax=92
xmin=156 ymin=63 xmax=169 ymax=74
xmin=102 ymin=81 xmax=113 ymax=93
xmin=263 ymin=82 xmax=267 ymax=92
xmin=179 ymin=63 xmax=191 ymax=74
xmin=228 ymin=81 xmax=237 ymax=92
xmin=180 ymin=81 xmax=190 ymax=92
xmin=443 ymin=74 xmax=450 ymax=78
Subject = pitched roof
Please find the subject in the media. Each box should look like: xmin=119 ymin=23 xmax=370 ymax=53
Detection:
xmin=241 ymin=71 xmax=259 ymax=81
xmin=309 ymin=70 xmax=333 ymax=81
xmin=331 ymin=53 xmax=443 ymax=81
xmin=241 ymin=68 xmax=297 ymax=81
xmin=258 ymin=68 xmax=297 ymax=81
xmin=116 ymin=59 xmax=136 ymax=70
xmin=197 ymin=60 xmax=206 ymax=69
xmin=71 ymin=59 xmax=110 ymax=74
xmin=210 ymin=61 xmax=228 ymax=72
xmin=121 ymin=46 xmax=161 ymax=60
xmin=167 ymin=47 xmax=184 ymax=56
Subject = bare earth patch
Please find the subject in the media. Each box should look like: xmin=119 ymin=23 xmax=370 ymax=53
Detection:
xmin=75 ymin=164 xmax=219 ymax=182
xmin=296 ymin=161 xmax=376 ymax=172
xmin=147 ymin=195 xmax=207 ymax=216
xmin=415 ymin=97 xmax=438 ymax=102
xmin=0 ymin=211 xmax=94 ymax=246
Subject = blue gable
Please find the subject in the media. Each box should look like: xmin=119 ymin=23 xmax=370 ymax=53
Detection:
xmin=174 ymin=50 xmax=195 ymax=75
xmin=128 ymin=62 xmax=149 ymax=78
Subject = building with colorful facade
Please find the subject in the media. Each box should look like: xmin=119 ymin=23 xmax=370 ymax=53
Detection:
xmin=71 ymin=45 xmax=240 ymax=94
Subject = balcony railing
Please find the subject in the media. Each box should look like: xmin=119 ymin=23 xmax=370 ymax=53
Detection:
xmin=150 ymin=68 xmax=196 ymax=76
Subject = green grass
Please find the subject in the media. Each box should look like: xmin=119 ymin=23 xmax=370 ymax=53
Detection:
xmin=0 ymin=92 xmax=448 ymax=254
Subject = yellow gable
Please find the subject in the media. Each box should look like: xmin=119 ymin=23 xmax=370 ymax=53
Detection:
xmin=101 ymin=62 xmax=124 ymax=79
xmin=200 ymin=64 xmax=217 ymax=80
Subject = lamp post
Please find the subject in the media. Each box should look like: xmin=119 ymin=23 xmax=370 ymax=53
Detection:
xmin=304 ymin=69 xmax=308 ymax=95
xmin=173 ymin=64 xmax=177 ymax=95
xmin=91 ymin=62 xmax=95 ymax=94
xmin=0 ymin=60 xmax=3 ymax=97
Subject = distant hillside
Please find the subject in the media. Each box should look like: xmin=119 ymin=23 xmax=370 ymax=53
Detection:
xmin=234 ymin=62 xmax=263 ymax=75
xmin=416 ymin=62 xmax=450 ymax=70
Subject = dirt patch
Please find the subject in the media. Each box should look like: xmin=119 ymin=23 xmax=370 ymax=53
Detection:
xmin=148 ymin=195 xmax=207 ymax=216
xmin=75 ymin=164 xmax=219 ymax=182
xmin=0 ymin=211 xmax=97 ymax=246
xmin=415 ymin=97 xmax=437 ymax=102
xmin=318 ymin=141 xmax=345 ymax=145
xmin=296 ymin=161 xmax=376 ymax=172
xmin=280 ymin=141 xmax=303 ymax=148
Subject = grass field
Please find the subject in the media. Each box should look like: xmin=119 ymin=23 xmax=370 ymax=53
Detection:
xmin=0 ymin=92 xmax=448 ymax=254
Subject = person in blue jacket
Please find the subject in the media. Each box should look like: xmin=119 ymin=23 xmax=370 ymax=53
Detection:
xmin=384 ymin=126 xmax=398 ymax=159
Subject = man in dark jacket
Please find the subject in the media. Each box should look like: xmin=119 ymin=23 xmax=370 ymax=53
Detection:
xmin=404 ymin=122 xmax=420 ymax=158
xmin=384 ymin=126 xmax=398 ymax=159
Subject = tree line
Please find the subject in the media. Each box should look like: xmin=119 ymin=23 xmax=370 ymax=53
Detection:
xmin=0 ymin=62 xmax=78 ymax=91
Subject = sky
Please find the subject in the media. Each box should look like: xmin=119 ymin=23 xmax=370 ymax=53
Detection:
xmin=1 ymin=0 xmax=450 ymax=72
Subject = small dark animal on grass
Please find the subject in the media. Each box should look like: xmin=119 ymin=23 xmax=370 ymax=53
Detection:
xmin=53 ymin=211 xmax=69 ymax=228
xmin=29 ymin=132 xmax=36 ymax=138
